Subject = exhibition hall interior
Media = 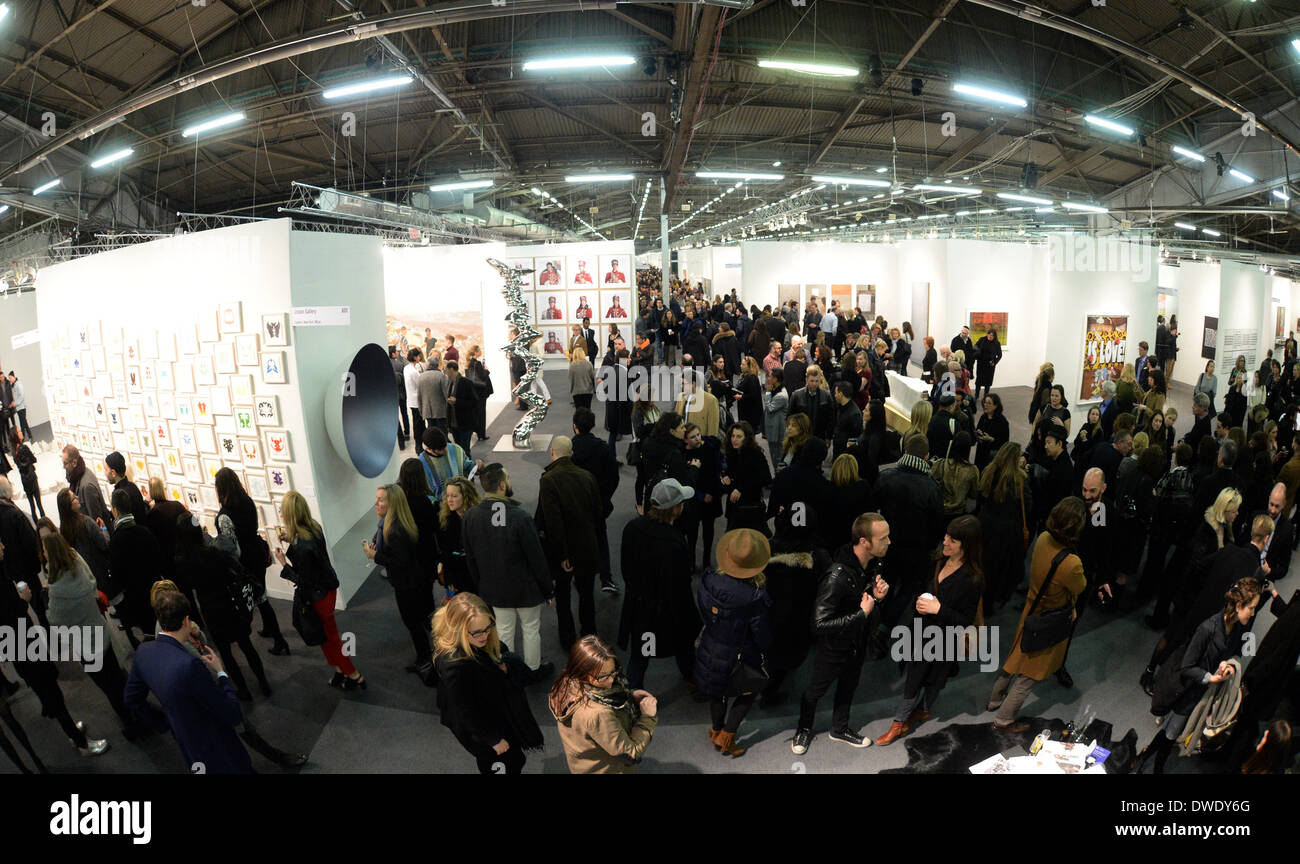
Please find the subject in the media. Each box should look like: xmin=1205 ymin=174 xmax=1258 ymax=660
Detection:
xmin=1 ymin=0 xmax=1300 ymax=781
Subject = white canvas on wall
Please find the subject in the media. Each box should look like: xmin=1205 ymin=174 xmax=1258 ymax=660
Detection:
xmin=194 ymin=426 xmax=216 ymax=455
xmin=177 ymin=325 xmax=198 ymax=357
xmin=173 ymin=362 xmax=195 ymax=393
xmin=246 ymin=471 xmax=271 ymax=502
xmin=209 ymin=385 xmax=232 ymax=416
xmin=213 ymin=341 xmax=236 ymax=374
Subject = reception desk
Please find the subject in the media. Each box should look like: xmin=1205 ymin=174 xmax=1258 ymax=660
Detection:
xmin=885 ymin=371 xmax=931 ymax=431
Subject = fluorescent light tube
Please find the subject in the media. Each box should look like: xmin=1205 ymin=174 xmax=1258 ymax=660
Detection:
xmin=1084 ymin=114 xmax=1134 ymax=136
xmin=915 ymin=184 xmax=981 ymax=195
xmin=758 ymin=59 xmax=858 ymax=77
xmin=1274 ymin=189 xmax=1291 ymax=201
xmin=33 ymin=178 xmax=59 ymax=195
xmin=564 ymin=173 xmax=634 ymax=182
xmin=810 ymin=175 xmax=891 ymax=187
xmin=997 ymin=192 xmax=1052 ymax=205
xmin=1228 ymin=168 xmax=1255 ymax=183
xmin=182 ymin=112 xmax=245 ymax=137
xmin=90 ymin=147 xmax=133 ymax=168
xmin=1174 ymin=222 xmax=1197 ymax=231
xmin=429 ymin=179 xmax=493 ymax=192
xmin=522 ymin=56 xmax=634 ymax=72
xmin=1171 ymin=145 xmax=1204 ymax=162
xmin=1061 ymin=200 xmax=1109 ymax=213
xmin=952 ymin=82 xmax=1027 ymax=108
xmin=696 ymin=171 xmax=783 ymax=180
xmin=322 ymin=74 xmax=413 ymax=100
xmin=1201 ymin=228 xmax=1222 ymax=237
xmin=954 ymin=210 xmax=971 ymax=216
xmin=0 ymin=205 xmax=8 ymax=215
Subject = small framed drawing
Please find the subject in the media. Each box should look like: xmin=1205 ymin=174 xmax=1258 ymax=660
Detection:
xmin=158 ymin=332 xmax=177 ymax=363
xmin=192 ymin=395 xmax=214 ymax=426
xmin=175 ymin=398 xmax=194 ymax=424
xmin=136 ymin=479 xmax=150 ymax=501
xmin=124 ymin=431 xmax=140 ymax=454
xmin=200 ymin=485 xmax=220 ymax=510
xmin=162 ymin=448 xmax=184 ymax=480
xmin=147 ymin=462 xmax=165 ymax=485
xmin=230 ymin=374 xmax=254 ymax=406
xmin=202 ymin=457 xmax=224 ymax=485
xmin=264 ymin=429 xmax=291 ymax=462
xmin=173 ymin=362 xmax=195 ymax=394
xmin=253 ymin=395 xmax=279 ymax=426
xmin=238 ymin=437 xmax=263 ymax=467
xmin=131 ymin=455 xmax=148 ymax=478
xmin=183 ymin=456 xmax=203 ymax=484
xmin=125 ymin=366 xmax=142 ymax=393
xmin=262 ymin=313 xmax=289 ymax=347
xmin=216 ymin=433 xmax=239 ymax=460
xmin=194 ymin=426 xmax=217 ymax=455
xmin=138 ymin=429 xmax=156 ymax=457
xmin=197 ymin=308 xmax=220 ymax=343
xmin=183 ymin=487 xmax=202 ymax=511
xmin=261 ymin=502 xmax=280 ymax=529
xmin=233 ymin=406 xmax=257 ymax=434
xmin=176 ymin=324 xmax=198 ymax=357
xmin=219 ymin=301 xmax=243 ymax=335
xmin=214 ymin=413 xmax=236 ymax=434
xmin=235 ymin=334 xmax=259 ymax=367
xmin=152 ymin=420 xmax=171 ymax=448
xmin=126 ymin=406 xmax=146 ymax=431
xmin=156 ymin=362 xmax=174 ymax=392
xmin=106 ymin=405 xmax=123 ymax=432
xmin=193 ymin=354 xmax=215 ymax=386
xmin=143 ymin=392 xmax=160 ymax=417
xmin=138 ymin=330 xmax=157 ymax=359
xmin=213 ymin=341 xmax=236 ymax=375
xmin=176 ymin=426 xmax=197 ymax=454
xmin=260 ymin=352 xmax=286 ymax=384
xmin=141 ymin=361 xmax=157 ymax=390
xmin=209 ymin=385 xmax=232 ymax=416
xmin=168 ymin=484 xmax=184 ymax=504
xmin=246 ymin=470 xmax=271 ymax=502
xmin=266 ymin=464 xmax=291 ymax=495
xmin=158 ymin=391 xmax=176 ymax=420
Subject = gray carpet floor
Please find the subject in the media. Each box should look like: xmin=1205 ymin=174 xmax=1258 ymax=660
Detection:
xmin=2 ymin=372 xmax=1290 ymax=774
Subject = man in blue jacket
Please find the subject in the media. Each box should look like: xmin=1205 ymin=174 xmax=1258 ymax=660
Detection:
xmin=124 ymin=590 xmax=254 ymax=773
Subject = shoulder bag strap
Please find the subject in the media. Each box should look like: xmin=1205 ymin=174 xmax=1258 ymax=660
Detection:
xmin=1024 ymin=548 xmax=1071 ymax=619
xmin=1019 ymin=481 xmax=1028 ymax=535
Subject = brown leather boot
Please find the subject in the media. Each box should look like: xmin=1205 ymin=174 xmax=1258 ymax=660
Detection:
xmin=709 ymin=728 xmax=723 ymax=750
xmin=908 ymin=708 xmax=932 ymax=726
xmin=874 ymin=721 xmax=909 ymax=746
xmin=716 ymin=730 xmax=748 ymax=757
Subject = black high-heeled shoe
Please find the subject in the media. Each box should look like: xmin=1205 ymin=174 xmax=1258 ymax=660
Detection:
xmin=329 ymin=672 xmax=346 ymax=688
xmin=340 ymin=674 xmax=367 ymax=691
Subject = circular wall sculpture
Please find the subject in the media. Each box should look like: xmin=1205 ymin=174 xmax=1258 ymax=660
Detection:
xmin=325 ymin=342 xmax=397 ymax=478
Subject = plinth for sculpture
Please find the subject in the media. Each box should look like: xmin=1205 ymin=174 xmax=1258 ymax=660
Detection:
xmin=488 ymin=257 xmax=547 ymax=448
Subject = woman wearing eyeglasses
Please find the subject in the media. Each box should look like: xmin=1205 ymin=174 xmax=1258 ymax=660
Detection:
xmin=549 ymin=636 xmax=658 ymax=774
xmin=433 ymin=593 xmax=543 ymax=774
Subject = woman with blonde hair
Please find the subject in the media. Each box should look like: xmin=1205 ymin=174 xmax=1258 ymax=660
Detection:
xmin=274 ymin=491 xmax=363 ymax=689
xmin=364 ymin=483 xmax=435 ymax=676
xmin=434 ymin=593 xmax=542 ymax=773
xmin=902 ymin=401 xmax=932 ymax=452
xmin=1116 ymin=362 xmax=1144 ymax=416
xmin=549 ymin=635 xmax=658 ymax=773
xmin=568 ymin=344 xmax=595 ymax=411
xmin=827 ymin=453 xmax=873 ymax=548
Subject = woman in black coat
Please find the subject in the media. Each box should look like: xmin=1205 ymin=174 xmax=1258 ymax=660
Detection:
xmin=974 ymin=393 xmax=1010 ymax=470
xmin=398 ymin=459 xmax=441 ymax=585
xmin=975 ymin=443 xmax=1032 ymax=611
xmin=433 ymin=593 xmax=543 ymax=774
xmin=214 ymin=468 xmax=288 ymax=655
xmin=721 ymin=422 xmax=771 ymax=534
xmin=758 ymin=519 xmax=828 ymax=706
xmin=618 ymin=504 xmax=700 ymax=689
xmin=682 ymin=424 xmax=722 ymax=569
xmin=435 ymin=477 xmax=479 ymax=595
xmin=736 ymin=357 xmax=764 ymax=431
xmin=365 ymin=484 xmax=435 ymax=674
xmin=692 ymin=529 xmax=773 ymax=757
xmin=855 ymin=399 xmax=899 ymax=486
xmin=175 ymin=518 xmax=270 ymax=700
xmin=877 ymin=515 xmax=983 ymax=745
xmin=768 ymin=437 xmax=834 ymax=546
xmin=637 ymin=412 xmax=698 ymax=509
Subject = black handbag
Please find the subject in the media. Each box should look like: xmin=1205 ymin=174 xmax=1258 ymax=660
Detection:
xmin=1018 ymin=549 xmax=1074 ymax=653
xmin=725 ymin=652 xmax=770 ymax=696
xmin=625 ymin=438 xmax=642 ymax=467
xmin=291 ymin=591 xmax=327 ymax=646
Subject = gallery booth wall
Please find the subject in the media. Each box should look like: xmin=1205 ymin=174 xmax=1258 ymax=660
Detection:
xmin=34 ymin=218 xmax=396 ymax=606
xmin=0 ymin=290 xmax=50 ymax=434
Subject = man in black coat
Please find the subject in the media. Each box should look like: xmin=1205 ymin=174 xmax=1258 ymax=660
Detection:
xmin=949 ymin=326 xmax=974 ymax=373
xmin=1155 ymin=315 xmax=1172 ymax=369
xmin=1192 ymin=439 xmax=1243 ymax=521
xmin=789 ymin=365 xmax=834 ymax=441
xmin=973 ymin=329 xmax=1002 ymax=400
xmin=830 ymin=381 xmax=862 ymax=458
xmin=571 ymin=408 xmax=620 ymax=593
xmin=926 ymin=392 xmax=971 ymax=461
xmin=1040 ymin=424 xmax=1075 ymax=526
xmin=0 ymin=478 xmax=45 ymax=626
xmin=1249 ymin=483 xmax=1294 ymax=580
xmin=875 ymin=435 xmax=943 ymax=628
xmin=783 ymin=351 xmax=808 ymax=394
xmin=766 ymin=311 xmax=787 ymax=345
xmin=107 ymin=486 xmax=164 ymax=645
xmin=536 ymin=437 xmax=606 ymax=651
xmin=1088 ymin=428 xmax=1132 ymax=492
xmin=445 ymin=361 xmax=481 ymax=459
xmin=1182 ymin=392 xmax=1213 ymax=452
xmin=581 ymin=316 xmax=599 ymax=361
xmin=791 ymin=513 xmax=890 ymax=755
xmin=105 ymin=451 xmax=147 ymax=524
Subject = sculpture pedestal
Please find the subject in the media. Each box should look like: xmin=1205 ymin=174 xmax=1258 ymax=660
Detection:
xmin=492 ymin=433 xmax=553 ymax=454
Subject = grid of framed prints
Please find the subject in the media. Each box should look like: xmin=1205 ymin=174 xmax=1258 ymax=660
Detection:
xmin=524 ymin=254 xmax=634 ymax=328
xmin=43 ymin=304 xmax=303 ymax=537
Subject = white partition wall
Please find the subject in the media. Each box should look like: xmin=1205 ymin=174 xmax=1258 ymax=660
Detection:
xmin=0 ymin=291 xmax=49 ymax=433
xmin=739 ymin=241 xmax=898 ymax=320
xmin=1164 ymin=261 xmax=1221 ymax=389
xmin=1217 ymin=261 xmax=1270 ymax=394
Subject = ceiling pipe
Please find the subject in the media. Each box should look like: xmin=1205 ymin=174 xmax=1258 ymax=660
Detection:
xmin=0 ymin=0 xmax=752 ymax=184
xmin=961 ymin=0 xmax=1300 ymax=160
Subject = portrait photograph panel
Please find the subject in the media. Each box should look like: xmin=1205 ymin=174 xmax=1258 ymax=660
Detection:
xmin=599 ymin=254 xmax=629 ymax=287
xmin=568 ymin=255 xmax=597 ymax=288
xmin=599 ymin=289 xmax=631 ymax=324
xmin=534 ymin=257 xmax=564 ymax=288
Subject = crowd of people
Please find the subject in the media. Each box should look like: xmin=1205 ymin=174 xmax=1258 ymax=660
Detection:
xmin=1 ymin=291 xmax=1298 ymax=775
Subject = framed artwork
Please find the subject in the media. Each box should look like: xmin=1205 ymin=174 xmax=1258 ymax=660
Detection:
xmin=156 ymin=361 xmax=174 ymax=392
xmin=202 ymin=457 xmax=224 ymax=485
xmin=143 ymin=392 xmax=160 ymax=417
xmin=158 ymin=391 xmax=176 ymax=419
xmin=235 ymin=334 xmax=259 ymax=366
xmin=86 ymin=321 xmax=102 ymax=346
xmin=262 ymin=501 xmax=281 ymax=528
xmin=253 ymin=395 xmax=279 ymax=426
xmin=260 ymin=352 xmax=286 ymax=384
xmin=152 ymin=419 xmax=171 ymax=448
xmin=238 ymin=437 xmax=263 ymax=467
xmin=167 ymin=484 xmax=184 ymax=504
xmin=209 ymin=385 xmax=232 ymax=416
xmin=183 ymin=487 xmax=202 ymax=511
xmin=233 ymin=407 xmax=257 ymax=434
xmin=123 ymin=339 xmax=139 ymax=365
xmin=80 ymin=351 xmax=94 ymax=376
xmin=158 ymin=332 xmax=177 ymax=363
xmin=261 ymin=313 xmax=289 ymax=347
xmin=967 ymin=311 xmax=1010 ymax=350
xmin=246 ymin=470 xmax=271 ymax=502
xmin=182 ymin=455 xmax=203 ymax=484
xmin=138 ymin=330 xmax=157 ymax=360
xmin=571 ymin=291 xmax=596 ymax=325
xmin=147 ymin=462 xmax=165 ymax=485
xmin=541 ymin=328 xmax=565 ymax=355
xmin=131 ymin=455 xmax=148 ymax=478
xmin=141 ymin=361 xmax=157 ymax=390
xmin=535 ymin=257 xmax=564 ymax=289
xmin=177 ymin=325 xmax=198 ymax=357
xmin=175 ymin=398 xmax=193 ymax=424
xmin=91 ymin=375 xmax=111 ymax=401
xmin=570 ymin=256 xmax=597 ymax=288
xmin=162 ymin=448 xmax=184 ymax=480
xmin=96 ymin=429 xmax=113 ymax=451
xmin=108 ymin=355 xmax=125 ymax=383
xmin=217 ymin=432 xmax=239 ymax=460
xmin=125 ymin=407 xmax=146 ymax=432
xmin=522 ymin=292 xmax=538 ymax=325
xmin=194 ymin=426 xmax=217 ymax=455
xmin=138 ymin=429 xmax=156 ymax=457
xmin=176 ymin=427 xmax=197 ymax=454
xmin=106 ymin=405 xmax=123 ymax=432
xmin=219 ymin=301 xmax=243 ymax=335
xmin=263 ymin=428 xmax=291 ymax=462
xmin=214 ymin=414 xmax=236 ymax=434
xmin=192 ymin=394 xmax=214 ymax=426
xmin=126 ymin=365 xmax=142 ymax=393
xmin=106 ymin=327 xmax=122 ymax=355
xmin=599 ymin=289 xmax=631 ymax=324
xmin=197 ymin=308 xmax=220 ymax=343
xmin=200 ymin=485 xmax=220 ymax=510
xmin=599 ymin=254 xmax=630 ymax=287
xmin=537 ymin=291 xmax=566 ymax=325
xmin=113 ymin=378 xmax=128 ymax=403
xmin=266 ymin=464 xmax=291 ymax=495
xmin=173 ymin=362 xmax=195 ymax=393
xmin=193 ymin=354 xmax=215 ymax=386
xmin=75 ymin=326 xmax=89 ymax=349
xmin=213 ymin=341 xmax=237 ymax=375
xmin=506 ymin=258 xmax=535 ymax=290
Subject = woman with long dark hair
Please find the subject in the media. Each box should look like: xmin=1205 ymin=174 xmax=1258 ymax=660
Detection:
xmin=434 ymin=593 xmax=542 ymax=774
xmin=398 ymin=457 xmax=442 ymax=605
xmin=56 ymin=487 xmax=112 ymax=594
xmin=214 ymin=467 xmax=288 ymax=655
xmin=974 ymin=393 xmax=1009 ymax=470
xmin=876 ymin=515 xmax=984 ymax=745
xmin=721 ymin=421 xmax=771 ymax=534
xmin=364 ymin=484 xmax=435 ymax=676
xmin=736 ymin=356 xmax=764 ymax=431
xmin=436 ymin=477 xmax=480 ymax=596
xmin=549 ymin=635 xmax=658 ymax=774
xmin=977 ymin=442 xmax=1032 ymax=610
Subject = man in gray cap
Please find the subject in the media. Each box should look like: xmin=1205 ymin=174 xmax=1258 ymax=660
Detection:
xmin=105 ymin=451 xmax=147 ymax=523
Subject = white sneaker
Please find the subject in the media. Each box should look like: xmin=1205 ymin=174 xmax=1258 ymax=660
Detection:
xmin=74 ymin=736 xmax=110 ymax=756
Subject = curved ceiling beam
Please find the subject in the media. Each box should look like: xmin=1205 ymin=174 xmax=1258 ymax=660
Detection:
xmin=961 ymin=0 xmax=1300 ymax=160
xmin=0 ymin=0 xmax=752 ymax=184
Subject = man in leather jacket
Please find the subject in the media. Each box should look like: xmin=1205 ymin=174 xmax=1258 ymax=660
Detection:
xmin=792 ymin=513 xmax=890 ymax=754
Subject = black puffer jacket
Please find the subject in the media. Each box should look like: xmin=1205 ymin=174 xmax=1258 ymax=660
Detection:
xmin=692 ymin=567 xmax=772 ymax=697
xmin=763 ymin=545 xmax=829 ymax=672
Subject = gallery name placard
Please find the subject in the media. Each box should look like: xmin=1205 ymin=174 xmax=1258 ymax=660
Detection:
xmin=292 ymin=306 xmax=351 ymax=327
xmin=10 ymin=328 xmax=39 ymax=349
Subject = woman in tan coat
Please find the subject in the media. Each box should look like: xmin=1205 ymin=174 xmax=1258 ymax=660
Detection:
xmin=549 ymin=635 xmax=658 ymax=774
xmin=987 ymin=497 xmax=1088 ymax=732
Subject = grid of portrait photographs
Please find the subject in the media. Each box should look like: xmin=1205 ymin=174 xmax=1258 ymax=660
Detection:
xmin=522 ymin=255 xmax=633 ymax=338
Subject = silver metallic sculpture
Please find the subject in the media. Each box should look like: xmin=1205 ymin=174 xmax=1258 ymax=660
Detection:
xmin=488 ymin=257 xmax=547 ymax=448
